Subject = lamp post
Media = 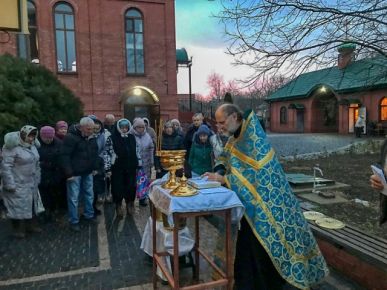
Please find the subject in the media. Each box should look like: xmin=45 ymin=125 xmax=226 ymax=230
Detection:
xmin=188 ymin=57 xmax=192 ymax=111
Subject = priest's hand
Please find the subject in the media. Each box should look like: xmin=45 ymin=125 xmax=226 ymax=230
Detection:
xmin=202 ymin=172 xmax=225 ymax=185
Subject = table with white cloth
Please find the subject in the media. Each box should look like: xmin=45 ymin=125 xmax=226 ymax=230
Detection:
xmin=148 ymin=180 xmax=244 ymax=290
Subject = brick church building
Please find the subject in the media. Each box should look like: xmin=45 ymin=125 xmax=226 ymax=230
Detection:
xmin=0 ymin=0 xmax=178 ymax=125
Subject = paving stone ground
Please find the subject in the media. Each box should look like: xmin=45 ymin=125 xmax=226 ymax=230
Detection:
xmin=0 ymin=134 xmax=373 ymax=290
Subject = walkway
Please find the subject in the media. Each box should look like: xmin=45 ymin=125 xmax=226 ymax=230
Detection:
xmin=0 ymin=133 xmax=374 ymax=289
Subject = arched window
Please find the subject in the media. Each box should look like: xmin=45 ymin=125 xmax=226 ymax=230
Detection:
xmin=280 ymin=106 xmax=287 ymax=124
xmin=380 ymin=97 xmax=387 ymax=121
xmin=54 ymin=2 xmax=76 ymax=72
xmin=125 ymin=9 xmax=144 ymax=74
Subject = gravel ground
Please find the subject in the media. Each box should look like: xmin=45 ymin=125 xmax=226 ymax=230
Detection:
xmin=283 ymin=152 xmax=387 ymax=239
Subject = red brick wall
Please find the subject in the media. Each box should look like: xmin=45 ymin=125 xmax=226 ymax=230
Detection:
xmin=0 ymin=0 xmax=178 ymax=120
xmin=269 ymin=88 xmax=387 ymax=134
xmin=317 ymin=239 xmax=387 ymax=290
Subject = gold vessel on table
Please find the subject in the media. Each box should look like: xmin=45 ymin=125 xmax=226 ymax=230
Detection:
xmin=156 ymin=149 xmax=197 ymax=197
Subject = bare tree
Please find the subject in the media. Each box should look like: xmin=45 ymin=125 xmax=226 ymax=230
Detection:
xmin=207 ymin=72 xmax=227 ymax=100
xmin=219 ymin=0 xmax=387 ymax=84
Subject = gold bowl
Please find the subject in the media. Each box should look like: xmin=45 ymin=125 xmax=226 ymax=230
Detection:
xmin=156 ymin=150 xmax=197 ymax=196
xmin=156 ymin=150 xmax=186 ymax=189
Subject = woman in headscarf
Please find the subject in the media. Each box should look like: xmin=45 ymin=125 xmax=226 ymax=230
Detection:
xmin=143 ymin=118 xmax=157 ymax=145
xmin=110 ymin=119 xmax=139 ymax=217
xmin=129 ymin=118 xmax=154 ymax=207
xmin=170 ymin=119 xmax=185 ymax=138
xmin=1 ymin=125 xmax=42 ymax=238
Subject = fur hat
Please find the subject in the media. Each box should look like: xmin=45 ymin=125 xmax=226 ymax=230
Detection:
xmin=40 ymin=126 xmax=55 ymax=139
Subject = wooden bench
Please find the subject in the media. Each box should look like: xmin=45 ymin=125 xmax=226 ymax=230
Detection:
xmin=369 ymin=123 xmax=386 ymax=137
xmin=305 ymin=216 xmax=387 ymax=290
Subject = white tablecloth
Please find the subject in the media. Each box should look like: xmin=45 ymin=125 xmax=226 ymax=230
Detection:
xmin=148 ymin=179 xmax=244 ymax=227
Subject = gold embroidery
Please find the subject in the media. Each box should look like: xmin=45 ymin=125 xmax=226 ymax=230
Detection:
xmin=230 ymin=166 xmax=320 ymax=261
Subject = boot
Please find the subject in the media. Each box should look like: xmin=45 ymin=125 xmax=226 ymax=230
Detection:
xmin=139 ymin=198 xmax=148 ymax=207
xmin=11 ymin=219 xmax=25 ymax=239
xmin=25 ymin=218 xmax=42 ymax=233
xmin=116 ymin=204 xmax=124 ymax=219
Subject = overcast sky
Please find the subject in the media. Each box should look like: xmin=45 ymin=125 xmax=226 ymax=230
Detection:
xmin=175 ymin=0 xmax=253 ymax=96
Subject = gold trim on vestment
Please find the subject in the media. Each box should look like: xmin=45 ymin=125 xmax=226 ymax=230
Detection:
xmin=226 ymin=146 xmax=275 ymax=170
xmin=230 ymin=166 xmax=320 ymax=261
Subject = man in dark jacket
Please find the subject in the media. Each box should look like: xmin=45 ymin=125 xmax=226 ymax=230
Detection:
xmin=104 ymin=114 xmax=115 ymax=133
xmin=61 ymin=117 xmax=98 ymax=232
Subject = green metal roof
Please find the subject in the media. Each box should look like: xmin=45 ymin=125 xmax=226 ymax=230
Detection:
xmin=176 ymin=48 xmax=190 ymax=64
xmin=266 ymin=56 xmax=387 ymax=102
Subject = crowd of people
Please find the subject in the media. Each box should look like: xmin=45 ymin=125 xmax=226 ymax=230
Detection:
xmin=0 ymin=112 xmax=226 ymax=236
xmin=1 ymin=104 xmax=386 ymax=289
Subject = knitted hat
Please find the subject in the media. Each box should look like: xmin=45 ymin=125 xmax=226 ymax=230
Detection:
xmin=196 ymin=124 xmax=211 ymax=136
xmin=40 ymin=126 xmax=55 ymax=138
xmin=56 ymin=121 xmax=68 ymax=130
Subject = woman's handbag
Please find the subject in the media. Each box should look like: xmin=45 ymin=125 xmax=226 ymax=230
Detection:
xmin=34 ymin=190 xmax=45 ymax=214
xmin=136 ymin=168 xmax=150 ymax=199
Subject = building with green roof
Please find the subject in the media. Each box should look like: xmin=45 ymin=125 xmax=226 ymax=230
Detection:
xmin=266 ymin=49 xmax=387 ymax=134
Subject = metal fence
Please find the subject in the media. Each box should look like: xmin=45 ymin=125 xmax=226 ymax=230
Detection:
xmin=178 ymin=96 xmax=266 ymax=119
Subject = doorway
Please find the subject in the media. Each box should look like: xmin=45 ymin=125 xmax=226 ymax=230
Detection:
xmin=124 ymin=104 xmax=160 ymax=128
xmin=296 ymin=110 xmax=304 ymax=133
xmin=348 ymin=104 xmax=366 ymax=134
xmin=122 ymin=86 xmax=160 ymax=127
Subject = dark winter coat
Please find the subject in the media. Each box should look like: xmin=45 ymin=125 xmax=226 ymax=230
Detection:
xmin=110 ymin=125 xmax=138 ymax=171
xmin=38 ymin=137 xmax=63 ymax=186
xmin=60 ymin=125 xmax=98 ymax=178
xmin=155 ymin=130 xmax=184 ymax=171
xmin=379 ymin=140 xmax=387 ymax=225
xmin=110 ymin=122 xmax=138 ymax=196
xmin=183 ymin=124 xmax=199 ymax=154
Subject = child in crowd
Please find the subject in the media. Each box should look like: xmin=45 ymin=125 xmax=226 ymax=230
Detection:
xmin=188 ymin=124 xmax=213 ymax=176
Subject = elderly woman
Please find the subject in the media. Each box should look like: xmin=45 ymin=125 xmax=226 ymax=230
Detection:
xmin=170 ymin=118 xmax=185 ymax=138
xmin=1 ymin=125 xmax=42 ymax=238
xmin=143 ymin=118 xmax=157 ymax=145
xmin=130 ymin=118 xmax=154 ymax=206
xmin=110 ymin=119 xmax=139 ymax=217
